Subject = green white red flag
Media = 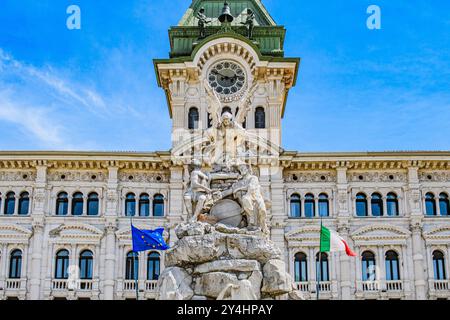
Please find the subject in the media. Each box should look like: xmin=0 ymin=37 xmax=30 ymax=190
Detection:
xmin=320 ymin=225 xmax=356 ymax=257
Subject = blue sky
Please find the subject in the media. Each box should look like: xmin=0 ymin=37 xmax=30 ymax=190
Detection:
xmin=0 ymin=0 xmax=449 ymax=152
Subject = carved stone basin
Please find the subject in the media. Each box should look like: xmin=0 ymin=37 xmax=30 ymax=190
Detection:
xmin=210 ymin=199 xmax=242 ymax=228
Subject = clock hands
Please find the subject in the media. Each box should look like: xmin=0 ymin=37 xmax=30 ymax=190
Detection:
xmin=211 ymin=69 xmax=235 ymax=81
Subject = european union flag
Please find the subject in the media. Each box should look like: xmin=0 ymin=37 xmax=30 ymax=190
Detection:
xmin=131 ymin=225 xmax=170 ymax=252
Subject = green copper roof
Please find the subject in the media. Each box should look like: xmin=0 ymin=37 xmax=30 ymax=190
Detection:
xmin=178 ymin=0 xmax=276 ymax=27
xmin=168 ymin=0 xmax=285 ymax=58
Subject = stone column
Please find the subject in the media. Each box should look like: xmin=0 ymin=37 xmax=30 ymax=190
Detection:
xmin=407 ymin=165 xmax=427 ymax=299
xmin=29 ymin=219 xmax=44 ymax=300
xmin=338 ymin=222 xmax=352 ymax=299
xmin=103 ymin=165 xmax=120 ymax=300
xmin=168 ymin=167 xmax=184 ymax=246
xmin=411 ymin=220 xmax=427 ymax=299
xmin=28 ymin=164 xmax=48 ymax=300
xmin=335 ymin=165 xmax=353 ymax=299
xmin=14 ymin=195 xmax=20 ymax=214
xmin=268 ymin=164 xmax=286 ymax=254
xmin=103 ymin=221 xmax=117 ymax=300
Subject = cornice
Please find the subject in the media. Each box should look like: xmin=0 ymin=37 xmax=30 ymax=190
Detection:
xmin=0 ymin=152 xmax=173 ymax=170
xmin=279 ymin=153 xmax=450 ymax=171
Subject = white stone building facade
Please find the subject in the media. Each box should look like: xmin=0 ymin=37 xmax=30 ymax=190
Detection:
xmin=0 ymin=0 xmax=449 ymax=300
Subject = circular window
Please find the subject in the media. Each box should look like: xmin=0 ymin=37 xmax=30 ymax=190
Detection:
xmin=358 ymin=175 xmax=364 ymax=181
xmin=156 ymin=176 xmax=162 ymax=182
xmin=292 ymin=174 xmax=298 ymax=181
xmin=91 ymin=175 xmax=97 ymax=180
xmin=22 ymin=174 xmax=28 ymax=179
xmin=128 ymin=175 xmax=134 ymax=181
xmin=61 ymin=175 xmax=66 ymax=180
xmin=320 ymin=175 xmax=326 ymax=181
xmin=389 ymin=175 xmax=394 ymax=180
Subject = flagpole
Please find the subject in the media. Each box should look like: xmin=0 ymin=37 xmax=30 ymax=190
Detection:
xmin=130 ymin=213 xmax=139 ymax=300
xmin=316 ymin=214 xmax=323 ymax=300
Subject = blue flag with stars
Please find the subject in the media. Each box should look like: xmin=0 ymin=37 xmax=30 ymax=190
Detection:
xmin=131 ymin=225 xmax=169 ymax=252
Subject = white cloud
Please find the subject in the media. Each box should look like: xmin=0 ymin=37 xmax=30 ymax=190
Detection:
xmin=0 ymin=91 xmax=66 ymax=149
xmin=0 ymin=48 xmax=108 ymax=115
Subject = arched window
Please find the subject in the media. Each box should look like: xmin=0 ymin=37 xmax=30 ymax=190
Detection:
xmin=290 ymin=194 xmax=301 ymax=218
xmin=294 ymin=252 xmax=308 ymax=282
xmin=188 ymin=107 xmax=199 ymax=130
xmin=361 ymin=251 xmax=376 ymax=281
xmin=139 ymin=194 xmax=150 ymax=217
xmin=79 ymin=250 xmax=93 ymax=280
xmin=371 ymin=193 xmax=383 ymax=216
xmin=386 ymin=193 xmax=399 ymax=216
xmin=255 ymin=107 xmax=265 ymax=129
xmin=72 ymin=192 xmax=84 ymax=216
xmin=87 ymin=193 xmax=99 ymax=216
xmin=153 ymin=194 xmax=164 ymax=217
xmin=221 ymin=106 xmax=232 ymax=115
xmin=4 ymin=192 xmax=15 ymax=215
xmin=9 ymin=250 xmax=22 ymax=279
xmin=147 ymin=252 xmax=160 ymax=281
xmin=385 ymin=250 xmax=400 ymax=281
xmin=439 ymin=193 xmax=449 ymax=216
xmin=56 ymin=192 xmax=68 ymax=216
xmin=125 ymin=193 xmax=136 ymax=217
xmin=356 ymin=193 xmax=368 ymax=217
xmin=316 ymin=252 xmax=329 ymax=282
xmin=425 ymin=193 xmax=437 ymax=216
xmin=304 ymin=194 xmax=315 ymax=218
xmin=55 ymin=249 xmax=70 ymax=279
xmin=18 ymin=192 xmax=30 ymax=215
xmin=433 ymin=250 xmax=446 ymax=280
xmin=319 ymin=193 xmax=329 ymax=217
xmin=125 ymin=251 xmax=139 ymax=280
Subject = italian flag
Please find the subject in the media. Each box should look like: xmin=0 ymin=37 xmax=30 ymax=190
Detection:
xmin=320 ymin=225 xmax=357 ymax=257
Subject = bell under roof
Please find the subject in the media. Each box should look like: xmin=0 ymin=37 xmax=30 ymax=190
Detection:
xmin=168 ymin=0 xmax=285 ymax=58
xmin=178 ymin=0 xmax=277 ymax=27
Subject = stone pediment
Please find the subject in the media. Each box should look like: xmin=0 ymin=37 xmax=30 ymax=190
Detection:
xmin=285 ymin=225 xmax=321 ymax=247
xmin=0 ymin=224 xmax=32 ymax=242
xmin=49 ymin=223 xmax=103 ymax=243
xmin=423 ymin=225 xmax=450 ymax=242
xmin=351 ymin=224 xmax=411 ymax=244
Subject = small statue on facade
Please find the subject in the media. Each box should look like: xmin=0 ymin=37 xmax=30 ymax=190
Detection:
xmin=232 ymin=164 xmax=268 ymax=234
xmin=197 ymin=7 xmax=211 ymax=39
xmin=183 ymin=160 xmax=214 ymax=222
xmin=241 ymin=8 xmax=255 ymax=39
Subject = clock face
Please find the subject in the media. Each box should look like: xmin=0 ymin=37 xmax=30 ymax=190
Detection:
xmin=208 ymin=61 xmax=246 ymax=97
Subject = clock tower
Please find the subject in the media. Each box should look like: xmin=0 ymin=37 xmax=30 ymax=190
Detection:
xmin=154 ymin=0 xmax=300 ymax=166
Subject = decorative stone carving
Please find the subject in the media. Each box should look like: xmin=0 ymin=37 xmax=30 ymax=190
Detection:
xmin=118 ymin=172 xmax=169 ymax=183
xmin=0 ymin=171 xmax=35 ymax=181
xmin=284 ymin=171 xmax=336 ymax=183
xmin=48 ymin=171 xmax=106 ymax=182
xmin=348 ymin=172 xmax=406 ymax=183
xmin=419 ymin=171 xmax=450 ymax=182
